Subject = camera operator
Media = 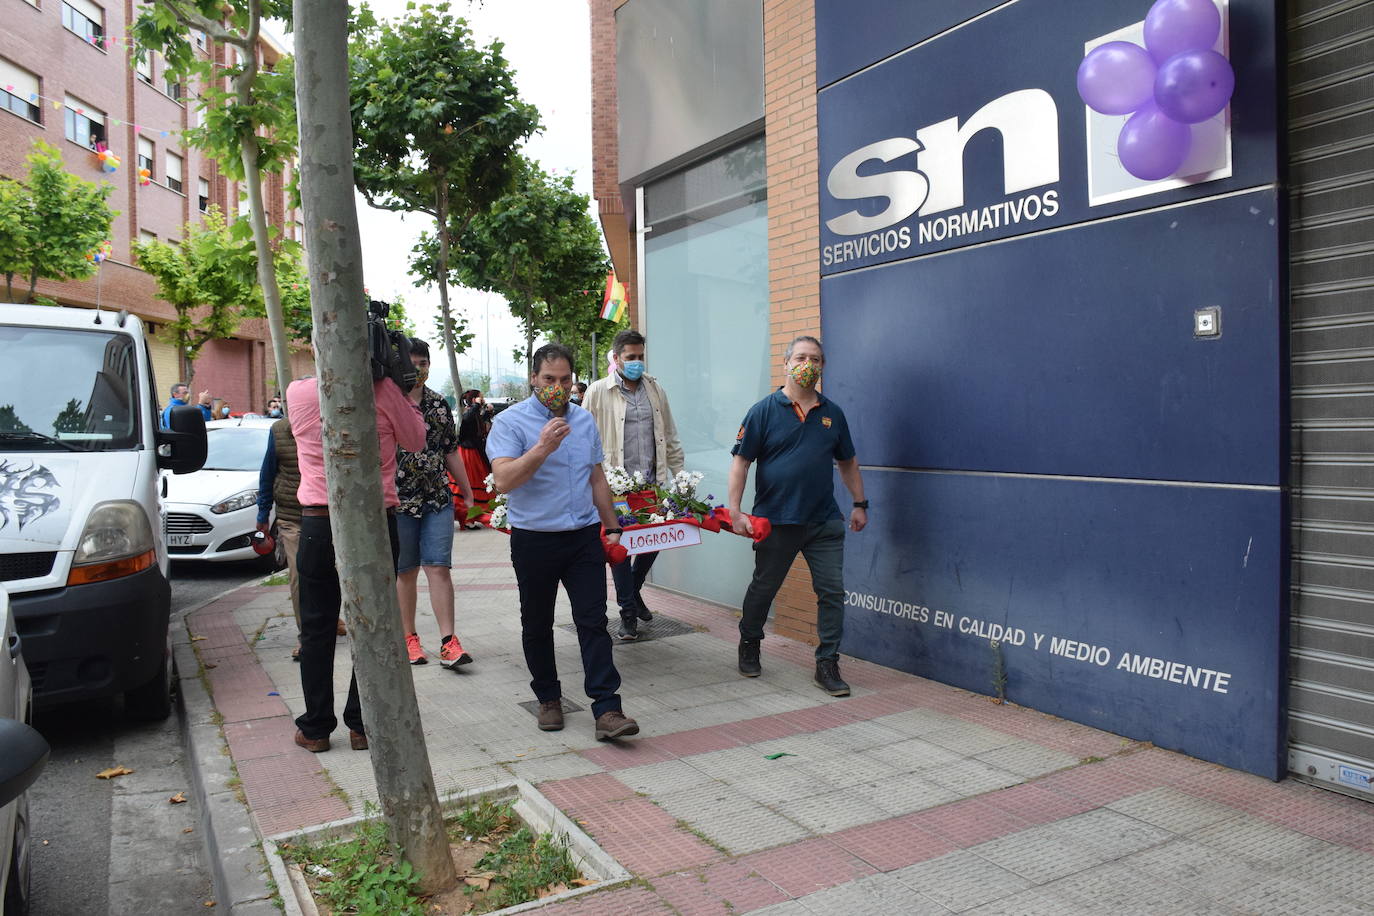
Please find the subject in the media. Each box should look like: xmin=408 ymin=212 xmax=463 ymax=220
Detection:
xmin=288 ymin=306 xmax=427 ymax=754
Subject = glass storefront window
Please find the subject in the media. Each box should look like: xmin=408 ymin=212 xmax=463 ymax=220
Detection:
xmin=641 ymin=137 xmax=770 ymax=608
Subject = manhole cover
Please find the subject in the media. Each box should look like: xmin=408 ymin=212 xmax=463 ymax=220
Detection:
xmin=517 ymin=697 xmax=585 ymax=717
xmin=561 ymin=613 xmax=698 ymax=643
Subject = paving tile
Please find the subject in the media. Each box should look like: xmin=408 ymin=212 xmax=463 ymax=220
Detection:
xmin=579 ymin=736 xmax=678 ymax=771
xmin=1224 ymin=873 xmax=1371 ymax=915
xmin=651 ymin=861 xmax=789 ymax=915
xmin=742 ymin=900 xmax=815 ymax=916
xmin=726 ymin=765 xmax=833 ymax=807
xmin=574 ymin=795 xmax=723 ymax=876
xmin=617 ymin=758 xmax=721 ymax=796
xmin=1189 ymin=813 xmax=1333 ymax=869
xmin=974 ymin=781 xmax=1094 ymax=828
xmin=741 ymin=837 xmax=878 ymax=898
xmin=654 ymin=784 xmax=812 ymax=855
xmin=828 ymin=814 xmax=955 ymax=872
xmin=774 ymin=786 xmax=891 ymax=834
xmin=543 ymin=883 xmax=675 ymax=915
xmin=913 ymin=797 xmax=1032 ymax=847
xmin=923 ymin=721 xmax=1022 ymax=755
xmin=1041 ymin=860 xmax=1203 ymax=915
xmin=962 ymin=887 xmax=1097 ymax=915
xmin=973 ymin=740 xmax=1081 ymax=778
xmin=1122 ymin=838 xmax=1267 ymax=898
xmin=924 ymin=759 xmax=1025 ymax=798
xmin=872 ymin=707 xmax=963 ymax=737
xmin=1105 ymin=786 xmax=1244 ymax=835
xmin=506 ymin=751 xmax=605 ymax=785
xmin=646 ymin=725 xmax=744 ymax=757
xmin=1043 ymin=809 xmax=1173 ymax=860
xmin=1280 ymin=843 xmax=1374 ymax=906
xmin=867 ymin=736 xmax=964 ymax=772
xmin=850 ymin=770 xmax=961 ymax=817
xmin=538 ymin=772 xmax=635 ymax=812
xmin=793 ymin=872 xmax=951 ymax=915
xmin=890 ymin=849 xmax=1034 ymax=912
xmin=969 ymin=822 xmax=1112 ymax=884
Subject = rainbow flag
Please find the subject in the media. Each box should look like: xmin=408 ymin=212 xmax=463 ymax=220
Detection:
xmin=600 ymin=271 xmax=627 ymax=322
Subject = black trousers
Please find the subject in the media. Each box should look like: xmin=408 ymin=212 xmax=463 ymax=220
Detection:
xmin=295 ymin=513 xmax=399 ymax=739
xmin=510 ymin=524 xmax=622 ymax=719
xmin=611 ymin=549 xmax=659 ymax=617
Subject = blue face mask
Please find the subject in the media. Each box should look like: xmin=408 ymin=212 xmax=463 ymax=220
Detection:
xmin=621 ymin=360 xmax=645 ymax=381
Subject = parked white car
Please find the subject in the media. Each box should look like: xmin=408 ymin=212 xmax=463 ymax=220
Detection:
xmin=163 ymin=417 xmax=285 ymax=570
xmin=1 ymin=585 xmax=48 ymax=915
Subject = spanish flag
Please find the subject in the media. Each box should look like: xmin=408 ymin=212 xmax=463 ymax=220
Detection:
xmin=600 ymin=271 xmax=627 ymax=322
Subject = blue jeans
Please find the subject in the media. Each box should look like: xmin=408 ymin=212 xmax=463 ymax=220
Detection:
xmin=395 ymin=503 xmax=455 ymax=572
xmin=739 ymin=519 xmax=847 ymax=660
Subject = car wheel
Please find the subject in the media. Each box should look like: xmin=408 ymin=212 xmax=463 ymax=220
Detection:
xmin=4 ymin=792 xmax=31 ymax=916
xmin=123 ymin=645 xmax=173 ymax=722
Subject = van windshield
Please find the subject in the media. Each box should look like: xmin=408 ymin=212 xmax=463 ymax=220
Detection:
xmin=0 ymin=325 xmax=141 ymax=451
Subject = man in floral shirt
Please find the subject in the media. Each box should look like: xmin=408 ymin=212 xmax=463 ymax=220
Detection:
xmin=396 ymin=338 xmax=475 ymax=668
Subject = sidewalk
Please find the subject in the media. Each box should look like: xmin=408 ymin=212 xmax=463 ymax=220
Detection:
xmin=179 ymin=527 xmax=1374 ymax=914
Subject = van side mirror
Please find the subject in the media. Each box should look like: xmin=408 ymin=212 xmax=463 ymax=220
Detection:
xmin=156 ymin=405 xmax=207 ymax=474
xmin=0 ymin=718 xmax=48 ymax=808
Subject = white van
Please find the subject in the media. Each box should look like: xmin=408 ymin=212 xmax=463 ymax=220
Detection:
xmin=0 ymin=304 xmax=205 ymax=720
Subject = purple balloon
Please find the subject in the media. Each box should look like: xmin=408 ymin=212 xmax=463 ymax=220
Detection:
xmin=1154 ymin=49 xmax=1235 ymax=123
xmin=1144 ymin=0 xmax=1222 ymax=63
xmin=1118 ymin=102 xmax=1192 ymax=181
xmin=1077 ymin=41 xmax=1157 ymax=115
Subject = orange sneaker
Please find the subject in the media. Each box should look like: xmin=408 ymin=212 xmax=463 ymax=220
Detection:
xmin=439 ymin=636 xmax=473 ymax=670
xmin=406 ymin=632 xmax=427 ymax=665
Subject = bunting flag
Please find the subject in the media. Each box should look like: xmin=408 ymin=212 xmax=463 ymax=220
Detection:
xmin=600 ymin=271 xmax=627 ymax=322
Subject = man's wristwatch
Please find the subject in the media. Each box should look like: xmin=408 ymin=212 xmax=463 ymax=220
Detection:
xmin=605 ymin=528 xmax=623 ymax=535
xmin=852 ymin=500 xmax=869 ymax=509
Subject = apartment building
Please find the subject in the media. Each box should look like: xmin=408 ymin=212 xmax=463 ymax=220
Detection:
xmin=0 ymin=0 xmax=310 ymax=412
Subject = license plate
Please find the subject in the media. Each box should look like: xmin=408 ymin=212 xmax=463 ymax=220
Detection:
xmin=167 ymin=534 xmax=194 ymax=547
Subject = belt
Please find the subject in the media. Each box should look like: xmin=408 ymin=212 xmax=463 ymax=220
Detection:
xmin=301 ymin=505 xmax=396 ymax=517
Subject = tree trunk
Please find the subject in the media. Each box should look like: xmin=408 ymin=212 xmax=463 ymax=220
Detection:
xmin=433 ymin=180 xmax=463 ymax=397
xmin=237 ymin=0 xmax=295 ymax=408
xmin=292 ymin=0 xmax=458 ymax=896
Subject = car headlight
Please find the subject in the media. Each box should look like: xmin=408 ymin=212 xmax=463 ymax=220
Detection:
xmin=74 ymin=501 xmax=155 ymax=564
xmin=211 ymin=490 xmax=258 ymax=514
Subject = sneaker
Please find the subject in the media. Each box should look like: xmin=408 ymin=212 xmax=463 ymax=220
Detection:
xmin=439 ymin=635 xmax=473 ymax=669
xmin=616 ymin=615 xmax=639 ymax=641
xmin=537 ymin=699 xmax=565 ymax=731
xmin=635 ymin=597 xmax=653 ymax=622
xmin=738 ymin=638 xmax=762 ymax=677
xmin=594 ymin=710 xmax=640 ymax=740
xmin=294 ymin=729 xmax=329 ymax=753
xmin=348 ymin=730 xmax=369 ymax=751
xmin=405 ymin=632 xmax=427 ymax=665
xmin=814 ymin=657 xmax=850 ymax=696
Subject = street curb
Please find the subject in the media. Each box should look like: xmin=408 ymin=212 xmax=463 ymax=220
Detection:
xmin=174 ymin=576 xmax=279 ymax=915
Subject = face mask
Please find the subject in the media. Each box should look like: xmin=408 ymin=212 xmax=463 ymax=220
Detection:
xmin=570 ymin=395 xmax=583 ymax=404
xmin=789 ymin=361 xmax=821 ymax=389
xmin=621 ymin=360 xmax=645 ymax=381
xmin=220 ymin=407 xmax=231 ymax=417
xmin=268 ymin=408 xmax=281 ymax=418
xmin=414 ymin=367 xmax=429 ymax=385
xmin=534 ymin=384 xmax=569 ymax=412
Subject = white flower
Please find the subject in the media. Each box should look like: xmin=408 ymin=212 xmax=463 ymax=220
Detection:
xmin=483 ymin=473 xmax=495 ymax=490
xmin=490 ymin=504 xmax=509 ymax=529
xmin=632 ymin=470 xmax=646 ymax=487
xmin=647 ymin=513 xmax=666 ymax=523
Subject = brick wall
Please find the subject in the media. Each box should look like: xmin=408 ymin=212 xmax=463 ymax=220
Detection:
xmin=589 ymin=0 xmax=638 ymax=327
xmin=763 ymin=0 xmax=824 ymax=648
xmin=1 ymin=4 xmax=310 ymax=415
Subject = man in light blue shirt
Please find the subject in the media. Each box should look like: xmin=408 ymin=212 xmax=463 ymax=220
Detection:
xmin=161 ymin=382 xmax=213 ymax=428
xmin=487 ymin=343 xmax=640 ymax=741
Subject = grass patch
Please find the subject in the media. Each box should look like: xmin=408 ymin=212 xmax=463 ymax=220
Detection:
xmin=261 ymin=571 xmax=290 ymax=586
xmin=280 ymin=799 xmax=582 ymax=915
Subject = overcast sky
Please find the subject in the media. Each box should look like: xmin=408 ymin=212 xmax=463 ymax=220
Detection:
xmin=347 ymin=0 xmax=596 ymax=391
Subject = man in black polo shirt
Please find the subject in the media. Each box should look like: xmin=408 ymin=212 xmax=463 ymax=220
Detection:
xmin=727 ymin=335 xmax=868 ymax=696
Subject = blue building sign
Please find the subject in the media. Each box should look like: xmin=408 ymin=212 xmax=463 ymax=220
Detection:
xmin=815 ymin=0 xmax=1286 ymax=778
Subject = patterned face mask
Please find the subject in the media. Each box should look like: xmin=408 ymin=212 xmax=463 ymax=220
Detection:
xmin=534 ymin=384 xmax=569 ymax=412
xmin=789 ymin=361 xmax=822 ymax=389
xmin=415 ymin=367 xmax=429 ymax=385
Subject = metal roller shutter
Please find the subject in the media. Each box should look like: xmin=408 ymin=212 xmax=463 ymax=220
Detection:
xmin=1286 ymin=0 xmax=1374 ymax=800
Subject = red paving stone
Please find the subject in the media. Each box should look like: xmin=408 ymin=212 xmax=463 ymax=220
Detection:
xmin=774 ymin=702 xmax=860 ymax=733
xmin=652 ymin=860 xmax=790 ymax=914
xmin=575 ymin=796 xmax=724 ymax=876
xmin=741 ymin=836 xmax=877 ymax=898
xmin=539 ymin=772 xmax=636 ymax=811
xmin=828 ymin=815 xmax=955 ymax=871
xmin=1036 ymin=759 xmax=1151 ymax=806
xmin=581 ymin=737 xmax=679 ymax=771
xmin=546 ymin=884 xmax=676 ymax=915
xmin=981 ymin=781 xmax=1096 ymax=827
xmin=913 ymin=796 xmax=1034 ymax=847
xmin=647 ymin=725 xmax=744 ymax=757
xmin=720 ymin=714 xmax=807 ymax=744
xmin=238 ymin=753 xmax=352 ymax=837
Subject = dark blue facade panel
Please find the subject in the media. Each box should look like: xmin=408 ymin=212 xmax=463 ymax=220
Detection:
xmin=816 ymin=0 xmax=1279 ymax=274
xmin=839 ymin=468 xmax=1285 ymax=778
xmin=814 ymin=0 xmax=1003 ymax=88
xmin=822 ymin=189 xmax=1282 ymax=486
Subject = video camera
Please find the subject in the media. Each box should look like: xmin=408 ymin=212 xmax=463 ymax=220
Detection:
xmin=367 ymin=299 xmax=417 ymax=394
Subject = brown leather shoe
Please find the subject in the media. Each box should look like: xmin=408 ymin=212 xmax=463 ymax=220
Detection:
xmin=349 ymin=730 xmax=368 ymax=751
xmin=294 ymin=729 xmax=329 ymax=753
xmin=594 ymin=710 xmax=639 ymax=741
xmin=536 ymin=699 xmax=564 ymax=731
xmin=336 ymin=618 xmax=347 ymax=637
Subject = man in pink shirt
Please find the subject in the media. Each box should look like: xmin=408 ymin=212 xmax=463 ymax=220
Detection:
xmin=288 ymin=375 xmax=427 ymax=753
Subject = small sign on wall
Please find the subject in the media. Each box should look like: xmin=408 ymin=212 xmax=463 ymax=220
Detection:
xmin=622 ymin=520 xmax=702 ymax=556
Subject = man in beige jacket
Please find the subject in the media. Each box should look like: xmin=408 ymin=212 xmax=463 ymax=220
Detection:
xmin=584 ymin=329 xmax=685 ymax=640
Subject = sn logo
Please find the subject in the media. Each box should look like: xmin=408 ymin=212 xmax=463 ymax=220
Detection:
xmin=825 ymin=89 xmax=1061 ymax=236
